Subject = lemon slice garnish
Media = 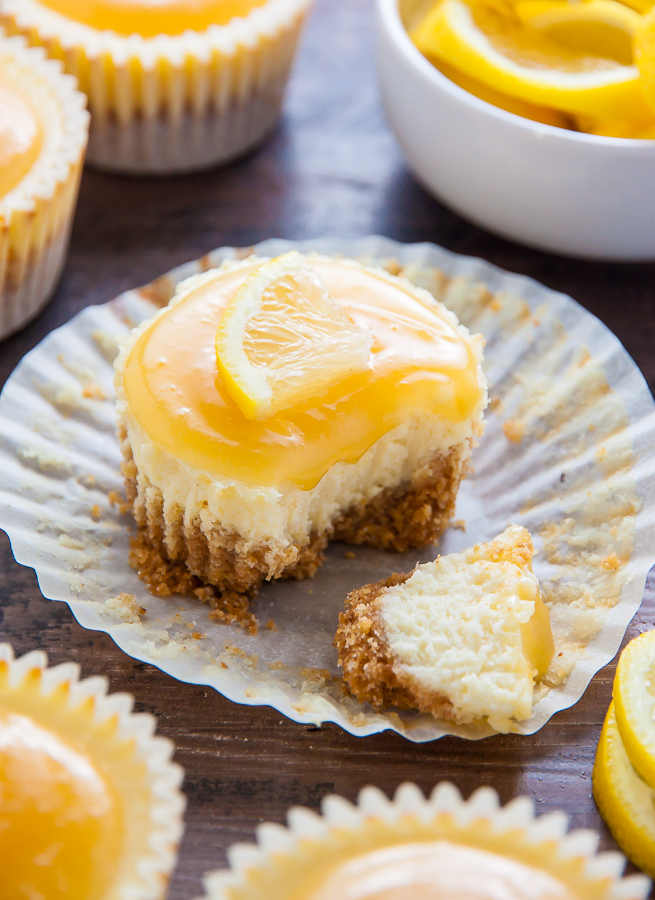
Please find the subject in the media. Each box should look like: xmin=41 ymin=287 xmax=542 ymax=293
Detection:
xmin=593 ymin=702 xmax=655 ymax=878
xmin=412 ymin=0 xmax=650 ymax=118
xmin=514 ymin=0 xmax=640 ymax=66
xmin=215 ymin=252 xmax=373 ymax=420
xmin=613 ymin=630 xmax=655 ymax=789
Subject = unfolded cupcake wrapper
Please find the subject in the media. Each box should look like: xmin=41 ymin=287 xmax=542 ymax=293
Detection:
xmin=0 ymin=34 xmax=88 ymax=339
xmin=0 ymin=236 xmax=654 ymax=742
xmin=0 ymin=0 xmax=310 ymax=174
xmin=198 ymin=781 xmax=651 ymax=900
xmin=0 ymin=642 xmax=185 ymax=899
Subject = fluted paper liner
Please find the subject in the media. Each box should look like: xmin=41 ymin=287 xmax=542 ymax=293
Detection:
xmin=0 ymin=236 xmax=653 ymax=741
xmin=197 ymin=782 xmax=651 ymax=899
xmin=0 ymin=642 xmax=185 ymax=898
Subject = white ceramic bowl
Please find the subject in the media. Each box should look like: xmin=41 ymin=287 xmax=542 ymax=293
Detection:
xmin=377 ymin=0 xmax=655 ymax=260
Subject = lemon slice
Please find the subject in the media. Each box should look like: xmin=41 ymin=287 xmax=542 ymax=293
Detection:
xmin=593 ymin=702 xmax=655 ymax=878
xmin=575 ymin=114 xmax=655 ymax=136
xmin=215 ymin=252 xmax=373 ymax=420
xmin=514 ymin=0 xmax=640 ymax=66
xmin=635 ymin=4 xmax=655 ymax=113
xmin=412 ymin=0 xmax=650 ymax=118
xmin=613 ymin=630 xmax=655 ymax=788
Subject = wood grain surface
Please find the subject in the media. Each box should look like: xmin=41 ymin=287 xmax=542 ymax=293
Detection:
xmin=2 ymin=1 xmax=655 ymax=896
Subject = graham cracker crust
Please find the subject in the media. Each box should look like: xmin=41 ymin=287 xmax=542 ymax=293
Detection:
xmin=119 ymin=426 xmax=469 ymax=616
xmin=334 ymin=572 xmax=455 ymax=720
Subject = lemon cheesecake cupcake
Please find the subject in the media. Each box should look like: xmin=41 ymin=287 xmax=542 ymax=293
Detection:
xmin=114 ymin=251 xmax=487 ymax=600
xmin=197 ymin=782 xmax=650 ymax=900
xmin=0 ymin=33 xmax=88 ymax=339
xmin=0 ymin=642 xmax=185 ymax=899
xmin=336 ymin=526 xmax=554 ymax=732
xmin=0 ymin=0 xmax=311 ymax=174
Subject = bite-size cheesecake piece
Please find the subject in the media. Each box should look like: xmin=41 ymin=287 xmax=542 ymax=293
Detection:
xmin=0 ymin=0 xmax=311 ymax=174
xmin=0 ymin=33 xmax=88 ymax=338
xmin=0 ymin=643 xmax=184 ymax=899
xmin=335 ymin=526 xmax=554 ymax=732
xmin=114 ymin=251 xmax=487 ymax=600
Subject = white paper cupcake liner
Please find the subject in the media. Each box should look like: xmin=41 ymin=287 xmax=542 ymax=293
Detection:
xmin=0 ymin=0 xmax=310 ymax=175
xmin=198 ymin=782 xmax=651 ymax=899
xmin=0 ymin=641 xmax=186 ymax=899
xmin=0 ymin=236 xmax=653 ymax=742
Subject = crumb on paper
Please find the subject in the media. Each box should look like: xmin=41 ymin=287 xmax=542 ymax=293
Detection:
xmin=192 ymin=632 xmax=204 ymax=640
xmin=488 ymin=396 xmax=502 ymax=414
xmin=108 ymin=490 xmax=120 ymax=506
xmin=81 ymin=383 xmax=107 ymax=401
xmin=266 ymin=619 xmax=278 ymax=631
xmin=220 ymin=661 xmax=228 ymax=669
xmin=345 ymin=551 xmax=356 ymax=560
xmin=17 ymin=447 xmax=73 ymax=477
xmin=91 ymin=330 xmax=120 ymax=364
xmin=78 ymin=473 xmax=96 ymax=488
xmin=105 ymin=592 xmax=145 ymax=624
xmin=451 ymin=519 xmax=466 ymax=532
xmin=57 ymin=534 xmax=86 ymax=551
xmin=503 ymin=419 xmax=525 ymax=444
xmin=270 ymin=661 xmax=286 ymax=670
xmin=90 ymin=504 xmax=102 ymax=521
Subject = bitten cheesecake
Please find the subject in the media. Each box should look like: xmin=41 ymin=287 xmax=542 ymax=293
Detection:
xmin=335 ymin=526 xmax=554 ymax=731
xmin=114 ymin=252 xmax=487 ymax=600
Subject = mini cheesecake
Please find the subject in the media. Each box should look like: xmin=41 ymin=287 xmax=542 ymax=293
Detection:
xmin=0 ymin=33 xmax=88 ymax=338
xmin=336 ymin=525 xmax=554 ymax=731
xmin=114 ymin=253 xmax=487 ymax=601
xmin=0 ymin=0 xmax=311 ymax=174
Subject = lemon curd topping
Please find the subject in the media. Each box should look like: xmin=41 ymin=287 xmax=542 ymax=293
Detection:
xmin=0 ymin=78 xmax=43 ymax=200
xmin=122 ymin=260 xmax=483 ymax=490
xmin=301 ymin=841 xmax=580 ymax=900
xmin=39 ymin=0 xmax=269 ymax=36
xmin=0 ymin=711 xmax=123 ymax=900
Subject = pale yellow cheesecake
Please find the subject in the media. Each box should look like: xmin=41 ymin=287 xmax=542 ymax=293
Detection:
xmin=0 ymin=0 xmax=311 ymax=174
xmin=336 ymin=525 xmax=554 ymax=731
xmin=114 ymin=252 xmax=487 ymax=602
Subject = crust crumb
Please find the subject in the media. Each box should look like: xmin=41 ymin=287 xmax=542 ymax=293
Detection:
xmin=503 ymin=419 xmax=525 ymax=444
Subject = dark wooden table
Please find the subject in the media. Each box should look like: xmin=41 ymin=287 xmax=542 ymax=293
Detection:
xmin=2 ymin=1 xmax=655 ymax=896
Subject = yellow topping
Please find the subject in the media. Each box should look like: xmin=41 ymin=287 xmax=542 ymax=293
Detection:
xmin=40 ymin=0 xmax=268 ymax=36
xmin=520 ymin=593 xmax=555 ymax=678
xmin=216 ymin=252 xmax=373 ymax=420
xmin=123 ymin=259 xmax=482 ymax=490
xmin=302 ymin=841 xmax=580 ymax=900
xmin=635 ymin=4 xmax=655 ymax=113
xmin=593 ymin=702 xmax=655 ymax=879
xmin=0 ymin=80 xmax=43 ymax=200
xmin=0 ymin=711 xmax=123 ymax=899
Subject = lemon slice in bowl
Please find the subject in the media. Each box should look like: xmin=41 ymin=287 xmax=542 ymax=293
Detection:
xmin=613 ymin=630 xmax=655 ymax=788
xmin=635 ymin=4 xmax=655 ymax=113
xmin=593 ymin=702 xmax=655 ymax=878
xmin=514 ymin=0 xmax=640 ymax=65
xmin=215 ymin=252 xmax=373 ymax=420
xmin=411 ymin=0 xmax=650 ymax=118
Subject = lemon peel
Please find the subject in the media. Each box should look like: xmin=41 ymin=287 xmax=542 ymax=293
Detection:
xmin=215 ymin=252 xmax=373 ymax=421
xmin=412 ymin=0 xmax=650 ymax=118
xmin=593 ymin=702 xmax=655 ymax=879
xmin=635 ymin=4 xmax=655 ymax=113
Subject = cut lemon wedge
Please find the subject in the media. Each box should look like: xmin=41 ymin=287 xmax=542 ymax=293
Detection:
xmin=514 ymin=0 xmax=640 ymax=66
xmin=575 ymin=113 xmax=655 ymax=135
xmin=593 ymin=702 xmax=655 ymax=878
xmin=215 ymin=252 xmax=373 ymax=421
xmin=412 ymin=0 xmax=650 ymax=118
xmin=635 ymin=4 xmax=655 ymax=112
xmin=614 ymin=630 xmax=655 ymax=788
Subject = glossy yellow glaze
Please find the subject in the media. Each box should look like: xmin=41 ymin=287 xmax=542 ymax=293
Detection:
xmin=122 ymin=260 xmax=483 ymax=489
xmin=0 ymin=711 xmax=123 ymax=899
xmin=40 ymin=0 xmax=269 ymax=36
xmin=0 ymin=79 xmax=43 ymax=199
